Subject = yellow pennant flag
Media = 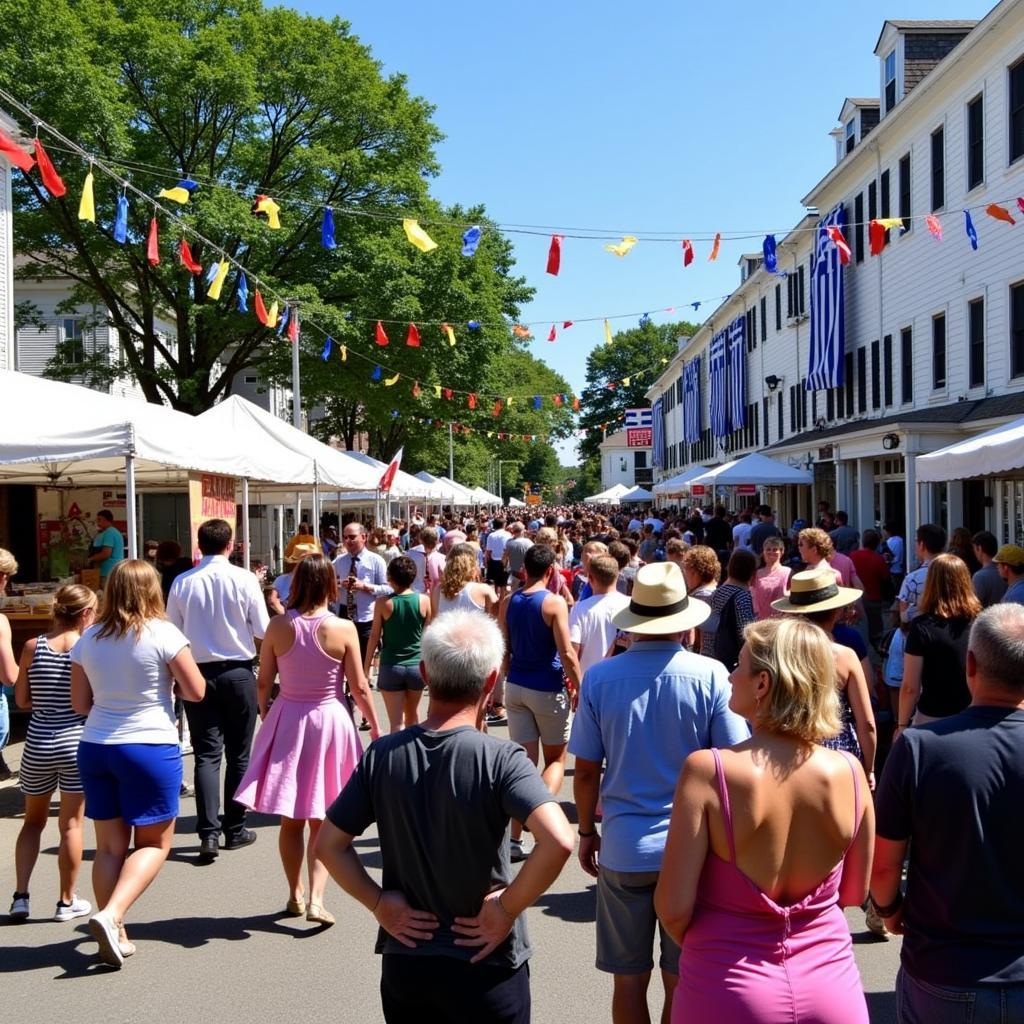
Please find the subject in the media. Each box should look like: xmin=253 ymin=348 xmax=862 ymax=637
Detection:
xmin=622 ymin=376 xmax=631 ymax=386
xmin=340 ymin=344 xmax=347 ymax=362
xmin=877 ymin=217 xmax=903 ymax=230
xmin=708 ymin=232 xmax=721 ymax=262
xmin=434 ymin=385 xmax=442 ymax=398
xmin=384 ymin=372 xmax=400 ymax=386
xmin=604 ymin=319 xmax=613 ymax=346
xmin=487 ymin=431 xmax=494 ymax=438
xmin=265 ymin=301 xmax=279 ymax=328
xmin=158 ymin=186 xmax=191 ymax=204
xmin=507 ymin=396 xmax=514 ymax=408
xmin=604 ymin=235 xmax=638 ymax=257
xmin=403 ymin=218 xmax=438 ymax=253
xmin=206 ymin=259 xmax=229 ymax=300
xmin=442 ymin=323 xmax=456 ymax=346
xmin=78 ymin=170 xmax=95 ymax=223
xmin=254 ymin=195 xmax=281 ymax=229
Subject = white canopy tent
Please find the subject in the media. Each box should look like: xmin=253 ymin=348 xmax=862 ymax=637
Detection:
xmin=916 ymin=416 xmax=1024 ymax=483
xmin=0 ymin=372 xmax=312 ymax=558
xmin=414 ymin=471 xmax=478 ymax=506
xmin=468 ymin=486 xmax=503 ymax=505
xmin=619 ymin=486 xmax=654 ymax=502
xmin=584 ymin=483 xmax=631 ymax=505
xmin=688 ymin=453 xmax=813 ymax=488
xmin=335 ymin=450 xmax=445 ymax=501
xmin=652 ymin=465 xmax=711 ymax=495
xmin=507 ymin=496 xmax=527 ymax=507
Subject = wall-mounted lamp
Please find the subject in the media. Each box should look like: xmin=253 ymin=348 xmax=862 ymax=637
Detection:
xmin=881 ymin=433 xmax=900 ymax=450
xmin=765 ymin=374 xmax=782 ymax=392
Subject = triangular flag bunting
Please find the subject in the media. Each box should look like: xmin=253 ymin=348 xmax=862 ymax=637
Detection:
xmin=708 ymin=232 xmax=721 ymax=262
xmin=33 ymin=140 xmax=66 ymax=197
xmin=563 ymin=320 xmax=573 ymax=329
xmin=146 ymin=216 xmax=159 ymax=266
xmin=443 ymin=388 xmax=453 ymax=400
xmin=572 ymin=396 xmax=581 ymax=412
xmin=468 ymin=393 xmax=477 ymax=409
xmin=925 ymin=214 xmax=943 ymax=240
xmin=0 ymin=128 xmax=35 ymax=172
xmin=276 ymin=304 xmax=290 ymax=337
xmin=235 ymin=273 xmax=249 ymax=313
xmin=158 ymin=186 xmax=190 ymax=204
xmin=682 ymin=239 xmax=694 ymax=266
xmin=112 ymin=195 xmax=129 ymax=244
xmin=553 ymin=394 xmax=563 ymax=406
xmin=287 ymin=308 xmax=299 ymax=343
xmin=371 ymin=365 xmax=382 ymax=381
xmin=826 ymin=226 xmax=851 ymax=265
xmin=266 ymin=301 xmax=279 ymax=328
xmin=986 ymin=203 xmax=1015 ymax=225
xmin=254 ymin=290 xmax=269 ymax=325
xmin=434 ymin=385 xmax=442 ymax=398
xmin=546 ymin=234 xmax=563 ymax=275
xmin=321 ymin=337 xmax=333 ymax=361
xmin=964 ymin=210 xmax=979 ymax=250
xmin=178 ymin=238 xmax=202 ymax=274
xmin=321 ymin=207 xmax=336 ymax=249
xmin=375 ymin=321 xmax=389 ymax=346
xmin=78 ymin=171 xmax=96 ymax=223
xmin=406 ymin=323 xmax=420 ymax=347
xmin=442 ymin=323 xmax=456 ymax=346
xmin=252 ymin=194 xmax=281 ymax=229
xmin=492 ymin=399 xmax=503 ymax=417
xmin=402 ymin=218 xmax=437 ymax=252
xmin=762 ymin=234 xmax=777 ymax=273
xmin=603 ymin=319 xmax=613 ymax=346
xmin=512 ymin=325 xmax=531 ymax=338
xmin=384 ymin=372 xmax=400 ymax=386
xmin=605 ymin=235 xmax=638 ymax=257
xmin=532 ymin=396 xmax=542 ymax=410
xmin=547 ymin=324 xmax=556 ymax=342
xmin=461 ymin=225 xmax=482 ymax=256
xmin=207 ymin=259 xmax=229 ymax=300
xmin=868 ymin=220 xmax=886 ymax=256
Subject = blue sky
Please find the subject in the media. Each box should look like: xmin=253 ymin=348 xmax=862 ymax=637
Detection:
xmin=292 ymin=1 xmax=993 ymax=462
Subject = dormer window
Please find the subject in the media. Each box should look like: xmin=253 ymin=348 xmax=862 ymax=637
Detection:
xmin=844 ymin=119 xmax=856 ymax=154
xmin=884 ymin=50 xmax=897 ymax=112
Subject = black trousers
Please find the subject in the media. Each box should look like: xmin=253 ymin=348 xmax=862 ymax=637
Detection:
xmin=183 ymin=663 xmax=257 ymax=840
xmin=380 ymin=955 xmax=530 ymax=1024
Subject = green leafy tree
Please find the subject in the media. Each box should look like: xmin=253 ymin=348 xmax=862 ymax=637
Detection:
xmin=577 ymin=320 xmax=698 ymax=462
xmin=564 ymin=457 xmax=601 ymax=503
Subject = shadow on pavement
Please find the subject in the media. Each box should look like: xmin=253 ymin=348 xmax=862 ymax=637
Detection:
xmin=533 ymin=885 xmax=596 ymax=924
xmin=865 ymin=989 xmax=897 ymax=1024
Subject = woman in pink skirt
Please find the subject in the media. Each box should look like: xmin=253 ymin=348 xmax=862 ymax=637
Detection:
xmin=751 ymin=536 xmax=790 ymax=620
xmin=236 ymin=555 xmax=380 ymax=925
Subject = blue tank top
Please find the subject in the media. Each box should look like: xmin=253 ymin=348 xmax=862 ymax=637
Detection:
xmin=506 ymin=588 xmax=563 ymax=692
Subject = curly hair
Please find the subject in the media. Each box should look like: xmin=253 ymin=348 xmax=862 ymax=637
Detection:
xmin=798 ymin=527 xmax=834 ymax=560
xmin=440 ymin=546 xmax=479 ymax=600
xmin=682 ymin=545 xmax=720 ymax=586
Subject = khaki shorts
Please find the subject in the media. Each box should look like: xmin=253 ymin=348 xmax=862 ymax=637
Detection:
xmin=505 ymin=682 xmax=570 ymax=746
xmin=596 ymin=867 xmax=680 ymax=976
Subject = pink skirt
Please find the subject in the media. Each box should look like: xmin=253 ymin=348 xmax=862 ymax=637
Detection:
xmin=235 ymin=696 xmax=361 ymax=820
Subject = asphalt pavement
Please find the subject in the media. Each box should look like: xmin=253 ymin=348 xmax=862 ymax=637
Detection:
xmin=0 ymin=696 xmax=901 ymax=1024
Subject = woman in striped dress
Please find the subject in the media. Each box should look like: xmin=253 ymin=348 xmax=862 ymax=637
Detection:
xmin=10 ymin=584 xmax=97 ymax=922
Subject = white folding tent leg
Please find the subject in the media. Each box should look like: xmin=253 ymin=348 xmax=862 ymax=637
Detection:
xmin=242 ymin=478 xmax=251 ymax=571
xmin=124 ymin=452 xmax=138 ymax=559
xmin=276 ymin=504 xmax=285 ymax=572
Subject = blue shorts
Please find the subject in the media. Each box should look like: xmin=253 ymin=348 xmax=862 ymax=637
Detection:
xmin=77 ymin=741 xmax=182 ymax=825
xmin=377 ymin=663 xmax=424 ymax=692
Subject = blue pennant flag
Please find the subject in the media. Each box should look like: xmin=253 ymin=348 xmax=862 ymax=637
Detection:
xmin=467 ymin=320 xmax=482 ymax=330
xmin=276 ymin=304 xmax=290 ymax=336
xmin=964 ymin=210 xmax=979 ymax=250
xmin=461 ymin=225 xmax=482 ymax=257
xmin=639 ymin=312 xmax=651 ymax=327
xmin=691 ymin=302 xmax=701 ymax=311
xmin=204 ymin=262 xmax=219 ymax=285
xmin=372 ymin=364 xmax=382 ymax=381
xmin=344 ymin=311 xmax=354 ymax=321
xmin=178 ymin=178 xmax=200 ymax=193
xmin=321 ymin=207 xmax=336 ymax=250
xmin=113 ymin=195 xmax=129 ymax=244
xmin=533 ymin=395 xmax=542 ymax=410
xmin=235 ymin=273 xmax=249 ymax=314
xmin=321 ymin=336 xmax=333 ymax=361
xmin=763 ymin=234 xmax=778 ymax=273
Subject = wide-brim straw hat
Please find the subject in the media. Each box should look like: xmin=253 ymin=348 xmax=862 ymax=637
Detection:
xmin=285 ymin=542 xmax=321 ymax=564
xmin=771 ymin=567 xmax=861 ymax=614
xmin=611 ymin=561 xmax=711 ymax=634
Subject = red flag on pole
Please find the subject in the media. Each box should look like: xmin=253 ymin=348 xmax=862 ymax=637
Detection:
xmin=378 ymin=447 xmax=404 ymax=492
xmin=33 ymin=140 xmax=66 ymax=197
xmin=546 ymin=234 xmax=563 ymax=276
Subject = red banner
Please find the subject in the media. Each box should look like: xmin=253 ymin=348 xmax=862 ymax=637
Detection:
xmin=626 ymin=428 xmax=652 ymax=447
xmin=737 ymin=484 xmax=757 ymax=495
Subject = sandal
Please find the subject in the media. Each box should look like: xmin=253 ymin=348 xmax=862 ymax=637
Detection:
xmin=306 ymin=904 xmax=335 ymax=926
xmin=286 ymin=897 xmax=306 ymax=917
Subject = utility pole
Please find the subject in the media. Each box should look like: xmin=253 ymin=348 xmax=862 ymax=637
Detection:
xmin=448 ymin=422 xmax=454 ymax=480
xmin=289 ymin=303 xmax=301 ymax=429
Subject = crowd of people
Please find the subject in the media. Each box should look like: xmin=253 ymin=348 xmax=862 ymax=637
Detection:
xmin=2 ymin=498 xmax=1022 ymax=1023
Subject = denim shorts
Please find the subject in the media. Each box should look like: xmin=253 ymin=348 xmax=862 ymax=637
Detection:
xmin=378 ymin=663 xmax=425 ymax=693
xmin=77 ymin=741 xmax=182 ymax=825
xmin=896 ymin=967 xmax=1024 ymax=1024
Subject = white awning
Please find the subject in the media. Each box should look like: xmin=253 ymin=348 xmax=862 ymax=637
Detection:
xmin=916 ymin=415 xmax=1024 ymax=483
xmin=688 ymin=453 xmax=813 ymax=487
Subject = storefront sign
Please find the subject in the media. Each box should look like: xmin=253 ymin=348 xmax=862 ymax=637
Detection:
xmin=188 ymin=473 xmax=237 ymax=561
xmin=627 ymin=428 xmax=652 ymax=447
xmin=737 ymin=484 xmax=757 ymax=495
xmin=691 ymin=484 xmax=706 ymax=496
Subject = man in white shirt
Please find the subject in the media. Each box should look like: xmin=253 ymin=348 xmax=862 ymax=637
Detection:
xmin=731 ymin=510 xmax=753 ymax=552
xmin=167 ymin=519 xmax=269 ymax=863
xmin=331 ymin=522 xmax=391 ymax=663
xmin=484 ymin=516 xmax=513 ymax=596
xmin=570 ymin=556 xmax=630 ymax=675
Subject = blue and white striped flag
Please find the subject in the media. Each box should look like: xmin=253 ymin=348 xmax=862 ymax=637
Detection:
xmin=807 ymin=203 xmax=846 ymax=391
xmin=652 ymin=397 xmax=666 ymax=468
xmin=727 ymin=316 xmax=746 ymax=430
xmin=709 ymin=329 xmax=729 ymax=438
xmin=683 ymin=356 xmax=701 ymax=443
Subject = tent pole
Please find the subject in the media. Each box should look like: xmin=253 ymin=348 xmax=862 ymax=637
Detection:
xmin=136 ymin=489 xmax=145 ymax=557
xmin=276 ymin=504 xmax=285 ymax=574
xmin=124 ymin=452 xmax=138 ymax=559
xmin=242 ymin=478 xmax=251 ymax=571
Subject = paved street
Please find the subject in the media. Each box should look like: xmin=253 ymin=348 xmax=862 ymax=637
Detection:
xmin=1 ymin=696 xmax=901 ymax=1024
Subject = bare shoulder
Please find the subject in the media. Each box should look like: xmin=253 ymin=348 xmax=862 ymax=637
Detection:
xmin=682 ymin=748 xmax=719 ymax=785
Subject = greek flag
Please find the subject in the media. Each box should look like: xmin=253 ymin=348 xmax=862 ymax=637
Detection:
xmin=652 ymin=397 xmax=666 ymax=468
xmin=683 ymin=356 xmax=701 ymax=443
xmin=709 ymin=329 xmax=729 ymax=438
xmin=807 ymin=203 xmax=846 ymax=391
xmin=728 ymin=316 xmax=746 ymax=429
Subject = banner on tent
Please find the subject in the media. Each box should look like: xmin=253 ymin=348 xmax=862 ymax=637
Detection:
xmin=737 ymin=484 xmax=757 ymax=495
xmin=189 ymin=473 xmax=237 ymax=562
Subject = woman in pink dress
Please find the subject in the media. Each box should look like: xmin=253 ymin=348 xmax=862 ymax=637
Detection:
xmin=751 ymin=537 xmax=790 ymax=620
xmin=655 ymin=617 xmax=874 ymax=1024
xmin=236 ymin=555 xmax=380 ymax=925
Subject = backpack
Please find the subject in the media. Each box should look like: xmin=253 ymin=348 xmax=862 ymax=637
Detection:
xmin=714 ymin=591 xmax=744 ymax=670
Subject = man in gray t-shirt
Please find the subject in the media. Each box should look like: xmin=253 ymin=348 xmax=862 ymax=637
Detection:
xmin=317 ymin=610 xmax=573 ymax=1023
xmin=503 ymin=523 xmax=533 ymax=589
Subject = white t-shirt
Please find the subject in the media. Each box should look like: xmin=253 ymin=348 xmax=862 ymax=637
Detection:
xmin=570 ymin=591 xmax=631 ymax=676
xmin=485 ymin=529 xmax=512 ymax=562
xmin=72 ymin=619 xmax=190 ymax=745
xmin=732 ymin=522 xmax=753 ymax=551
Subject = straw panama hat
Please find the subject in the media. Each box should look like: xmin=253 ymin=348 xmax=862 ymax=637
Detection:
xmin=285 ymin=542 xmax=321 ymax=564
xmin=611 ymin=561 xmax=711 ymax=635
xmin=771 ymin=567 xmax=861 ymax=615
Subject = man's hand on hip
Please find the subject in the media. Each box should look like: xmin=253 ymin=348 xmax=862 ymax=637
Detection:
xmin=374 ymin=891 xmax=438 ymax=949
xmin=452 ymin=889 xmax=515 ymax=964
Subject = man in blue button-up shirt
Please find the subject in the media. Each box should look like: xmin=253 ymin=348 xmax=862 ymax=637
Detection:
xmin=332 ymin=523 xmax=391 ymax=663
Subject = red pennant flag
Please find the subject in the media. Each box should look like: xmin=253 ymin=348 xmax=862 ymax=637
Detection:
xmin=868 ymin=219 xmax=886 ymax=256
xmin=572 ymin=396 xmax=581 ymax=412
xmin=378 ymin=447 xmax=404 ymax=492
xmin=375 ymin=321 xmax=389 ymax=346
xmin=512 ymin=325 xmax=531 ymax=338
xmin=826 ymin=225 xmax=852 ymax=265
xmin=412 ymin=381 xmax=421 ymax=398
xmin=178 ymin=238 xmax=203 ymax=274
xmin=552 ymin=394 xmax=563 ymax=406
xmin=986 ymin=203 xmax=1016 ymax=225
xmin=287 ymin=309 xmax=298 ymax=343
xmin=708 ymin=232 xmax=721 ymax=262
xmin=146 ymin=217 xmax=160 ymax=266
xmin=254 ymin=290 xmax=269 ymax=325
xmin=443 ymin=388 xmax=453 ymax=400
xmin=925 ymin=214 xmax=943 ymax=241
xmin=0 ymin=128 xmax=35 ymax=172
xmin=492 ymin=399 xmax=503 ymax=417
xmin=682 ymin=239 xmax=694 ymax=266
xmin=406 ymin=323 xmax=421 ymax=347
xmin=468 ymin=393 xmax=477 ymax=409
xmin=33 ymin=140 xmax=66 ymax=197
xmin=563 ymin=320 xmax=574 ymax=329
xmin=523 ymin=434 xmax=531 ymax=442
xmin=546 ymin=234 xmax=563 ymax=276
xmin=1017 ymin=198 xmax=1024 ymax=217
xmin=547 ymin=324 xmax=557 ymax=342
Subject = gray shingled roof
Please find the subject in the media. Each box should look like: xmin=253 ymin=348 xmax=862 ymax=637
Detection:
xmin=764 ymin=392 xmax=1024 ymax=451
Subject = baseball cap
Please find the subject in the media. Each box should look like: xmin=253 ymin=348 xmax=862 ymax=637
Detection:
xmin=993 ymin=544 xmax=1024 ymax=567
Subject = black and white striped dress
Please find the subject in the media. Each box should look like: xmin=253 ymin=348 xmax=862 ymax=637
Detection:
xmin=19 ymin=636 xmax=87 ymax=796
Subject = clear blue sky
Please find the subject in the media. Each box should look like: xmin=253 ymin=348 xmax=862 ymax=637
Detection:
xmin=292 ymin=0 xmax=993 ymax=463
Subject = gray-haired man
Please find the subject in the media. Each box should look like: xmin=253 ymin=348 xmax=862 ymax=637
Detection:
xmin=317 ymin=609 xmax=573 ymax=1024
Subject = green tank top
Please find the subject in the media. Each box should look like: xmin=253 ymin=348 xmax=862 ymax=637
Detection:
xmin=380 ymin=591 xmax=425 ymax=666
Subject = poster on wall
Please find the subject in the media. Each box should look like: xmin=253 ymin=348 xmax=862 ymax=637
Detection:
xmin=188 ymin=473 xmax=237 ymax=562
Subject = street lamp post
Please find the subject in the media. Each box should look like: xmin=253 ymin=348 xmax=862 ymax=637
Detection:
xmin=497 ymin=459 xmax=517 ymax=504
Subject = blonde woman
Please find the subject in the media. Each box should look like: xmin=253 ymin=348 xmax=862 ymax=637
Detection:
xmin=10 ymin=585 xmax=97 ymax=923
xmin=432 ymin=543 xmax=497 ymax=617
xmin=71 ymin=560 xmax=206 ymax=968
xmin=655 ymin=618 xmax=873 ymax=1024
xmin=751 ymin=537 xmax=791 ymax=620
xmin=682 ymin=545 xmax=721 ymax=655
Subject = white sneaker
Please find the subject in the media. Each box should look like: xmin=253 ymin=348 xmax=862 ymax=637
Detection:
xmin=9 ymin=893 xmax=29 ymax=920
xmin=54 ymin=895 xmax=92 ymax=922
xmin=89 ymin=909 xmax=125 ymax=968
